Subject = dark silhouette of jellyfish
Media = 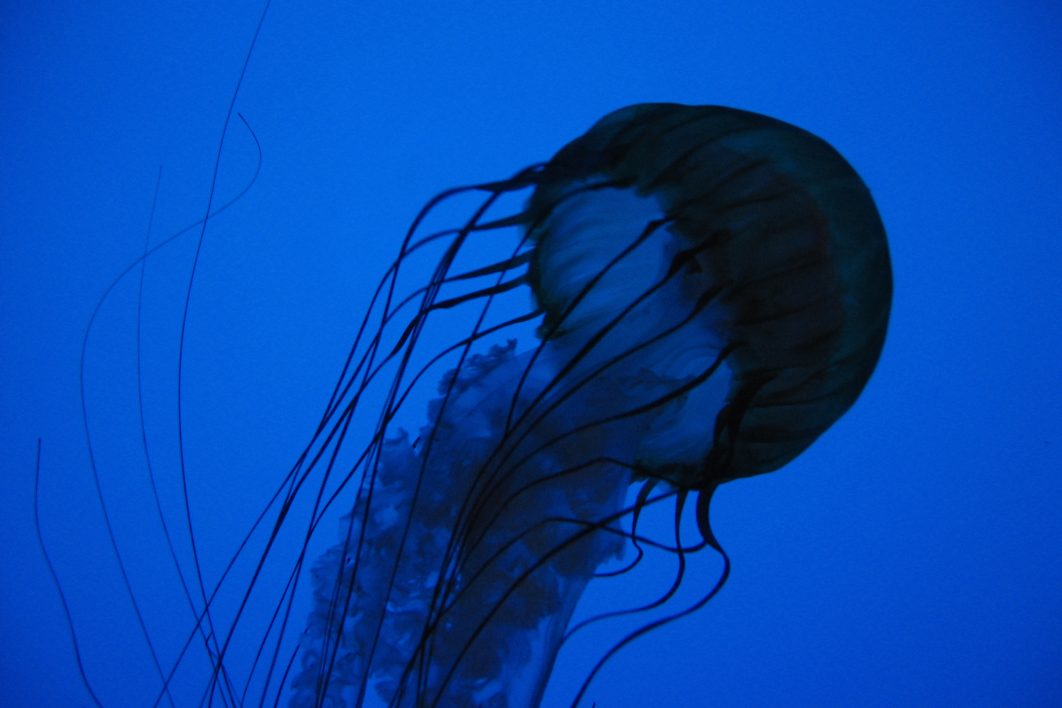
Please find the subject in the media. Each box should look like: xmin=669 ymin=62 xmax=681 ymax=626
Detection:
xmin=269 ymin=103 xmax=891 ymax=707
xmin=61 ymin=103 xmax=887 ymax=707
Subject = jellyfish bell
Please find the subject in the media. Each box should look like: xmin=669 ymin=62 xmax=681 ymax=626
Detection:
xmin=527 ymin=103 xmax=890 ymax=485
xmin=285 ymin=103 xmax=890 ymax=706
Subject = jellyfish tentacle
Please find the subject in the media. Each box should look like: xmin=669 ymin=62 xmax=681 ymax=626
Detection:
xmin=585 ymin=478 xmax=657 ymax=581
xmin=35 ymin=440 xmax=106 ymax=708
xmin=561 ymin=487 xmax=712 ymax=647
xmin=570 ymin=538 xmax=731 ymax=708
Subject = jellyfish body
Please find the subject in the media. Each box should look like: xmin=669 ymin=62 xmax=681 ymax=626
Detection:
xmin=530 ymin=103 xmax=891 ymax=481
xmin=285 ymin=104 xmax=890 ymax=707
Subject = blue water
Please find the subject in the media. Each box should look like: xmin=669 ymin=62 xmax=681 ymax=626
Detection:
xmin=2 ymin=2 xmax=1060 ymax=706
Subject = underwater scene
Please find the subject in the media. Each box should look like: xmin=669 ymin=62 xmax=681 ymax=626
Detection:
xmin=2 ymin=2 xmax=1059 ymax=706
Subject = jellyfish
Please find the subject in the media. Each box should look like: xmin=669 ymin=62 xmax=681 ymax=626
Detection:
xmin=259 ymin=103 xmax=891 ymax=707
xmin=63 ymin=103 xmax=888 ymax=707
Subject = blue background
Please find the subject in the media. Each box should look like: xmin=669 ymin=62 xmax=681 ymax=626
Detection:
xmin=2 ymin=1 xmax=1060 ymax=706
